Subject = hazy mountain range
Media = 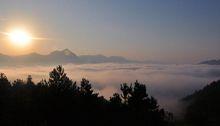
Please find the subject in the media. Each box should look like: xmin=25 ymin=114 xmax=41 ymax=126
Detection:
xmin=1 ymin=49 xmax=219 ymax=66
xmin=199 ymin=59 xmax=220 ymax=65
xmin=0 ymin=49 xmax=146 ymax=66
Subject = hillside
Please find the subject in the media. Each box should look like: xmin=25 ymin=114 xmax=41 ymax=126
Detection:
xmin=182 ymin=80 xmax=220 ymax=126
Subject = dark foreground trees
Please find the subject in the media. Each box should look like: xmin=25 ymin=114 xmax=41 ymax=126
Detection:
xmin=0 ymin=65 xmax=173 ymax=126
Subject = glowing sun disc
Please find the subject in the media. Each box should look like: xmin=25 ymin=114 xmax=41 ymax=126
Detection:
xmin=8 ymin=29 xmax=32 ymax=47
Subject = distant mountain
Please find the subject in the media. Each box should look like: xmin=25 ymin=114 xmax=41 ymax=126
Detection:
xmin=0 ymin=49 xmax=141 ymax=66
xmin=199 ymin=59 xmax=220 ymax=65
xmin=79 ymin=55 xmax=130 ymax=63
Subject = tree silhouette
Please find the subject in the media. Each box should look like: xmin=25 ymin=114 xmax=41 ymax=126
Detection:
xmin=49 ymin=65 xmax=76 ymax=94
xmin=110 ymin=93 xmax=122 ymax=105
xmin=111 ymin=81 xmax=169 ymax=126
xmin=26 ymin=75 xmax=34 ymax=86
xmin=0 ymin=65 xmax=173 ymax=126
xmin=0 ymin=73 xmax=10 ymax=94
xmin=80 ymin=78 xmax=97 ymax=97
xmin=12 ymin=79 xmax=25 ymax=88
xmin=128 ymin=81 xmax=149 ymax=108
xmin=120 ymin=83 xmax=132 ymax=104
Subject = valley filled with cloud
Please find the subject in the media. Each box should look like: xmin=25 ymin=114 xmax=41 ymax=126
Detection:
xmin=1 ymin=63 xmax=220 ymax=115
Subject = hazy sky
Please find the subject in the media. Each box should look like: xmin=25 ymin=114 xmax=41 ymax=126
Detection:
xmin=0 ymin=0 xmax=220 ymax=63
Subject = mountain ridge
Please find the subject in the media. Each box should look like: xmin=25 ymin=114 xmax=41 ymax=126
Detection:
xmin=0 ymin=49 xmax=143 ymax=66
xmin=199 ymin=59 xmax=220 ymax=65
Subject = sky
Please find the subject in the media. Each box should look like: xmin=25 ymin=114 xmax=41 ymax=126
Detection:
xmin=0 ymin=0 xmax=220 ymax=63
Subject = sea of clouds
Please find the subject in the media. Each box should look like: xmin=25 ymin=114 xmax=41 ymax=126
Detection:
xmin=1 ymin=63 xmax=220 ymax=116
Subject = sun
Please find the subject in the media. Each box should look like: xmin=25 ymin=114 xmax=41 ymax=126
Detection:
xmin=8 ymin=29 xmax=32 ymax=47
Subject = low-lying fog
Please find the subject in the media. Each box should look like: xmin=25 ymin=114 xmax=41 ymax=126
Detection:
xmin=1 ymin=63 xmax=220 ymax=116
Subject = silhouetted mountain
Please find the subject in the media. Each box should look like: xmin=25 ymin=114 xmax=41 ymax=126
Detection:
xmin=47 ymin=49 xmax=79 ymax=64
xmin=182 ymin=80 xmax=220 ymax=126
xmin=49 ymin=49 xmax=77 ymax=57
xmin=199 ymin=59 xmax=220 ymax=65
xmin=0 ymin=49 xmax=146 ymax=66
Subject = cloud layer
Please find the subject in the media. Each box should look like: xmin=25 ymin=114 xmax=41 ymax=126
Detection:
xmin=1 ymin=63 xmax=220 ymax=116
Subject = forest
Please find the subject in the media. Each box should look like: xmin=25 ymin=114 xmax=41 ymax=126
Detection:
xmin=0 ymin=65 xmax=220 ymax=126
xmin=0 ymin=65 xmax=173 ymax=126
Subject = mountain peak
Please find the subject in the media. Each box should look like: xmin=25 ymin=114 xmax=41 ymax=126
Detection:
xmin=62 ymin=49 xmax=74 ymax=56
xmin=49 ymin=49 xmax=77 ymax=57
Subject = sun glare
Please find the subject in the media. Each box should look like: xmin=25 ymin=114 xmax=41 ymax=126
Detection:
xmin=8 ymin=29 xmax=32 ymax=47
